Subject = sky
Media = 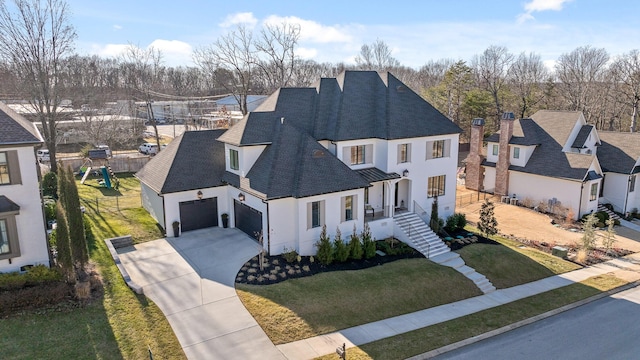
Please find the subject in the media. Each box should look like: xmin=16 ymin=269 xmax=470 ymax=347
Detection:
xmin=65 ymin=0 xmax=640 ymax=69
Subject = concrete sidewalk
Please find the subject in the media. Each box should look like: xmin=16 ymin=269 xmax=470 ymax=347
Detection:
xmin=276 ymin=253 xmax=640 ymax=359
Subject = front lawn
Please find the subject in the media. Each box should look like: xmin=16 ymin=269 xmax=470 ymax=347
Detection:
xmin=237 ymin=258 xmax=481 ymax=344
xmin=0 ymin=173 xmax=184 ymax=360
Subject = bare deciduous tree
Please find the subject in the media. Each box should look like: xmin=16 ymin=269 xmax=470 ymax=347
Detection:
xmin=610 ymin=50 xmax=640 ymax=132
xmin=508 ymin=52 xmax=548 ymax=118
xmin=254 ymin=22 xmax=301 ymax=92
xmin=354 ymin=39 xmax=400 ymax=71
xmin=555 ymin=46 xmax=609 ymax=125
xmin=472 ymin=45 xmax=514 ymax=130
xmin=0 ymin=0 xmax=76 ymax=173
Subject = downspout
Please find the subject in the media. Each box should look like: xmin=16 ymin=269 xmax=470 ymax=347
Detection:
xmin=262 ymin=198 xmax=270 ymax=255
xmin=578 ymin=181 xmax=584 ymax=219
xmin=623 ymin=174 xmax=632 ymax=216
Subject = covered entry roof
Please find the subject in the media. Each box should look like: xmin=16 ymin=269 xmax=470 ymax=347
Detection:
xmin=356 ymin=167 xmax=401 ymax=184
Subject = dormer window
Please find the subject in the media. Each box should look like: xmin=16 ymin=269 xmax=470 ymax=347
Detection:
xmin=229 ymin=149 xmax=239 ymax=170
xmin=513 ymin=147 xmax=520 ymax=159
xmin=492 ymin=144 xmax=499 ymax=156
xmin=350 ymin=145 xmax=365 ymax=165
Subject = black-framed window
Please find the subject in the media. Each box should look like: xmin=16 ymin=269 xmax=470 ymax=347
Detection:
xmin=229 ymin=149 xmax=239 ymax=170
xmin=311 ymin=201 xmax=321 ymax=228
xmin=513 ymin=147 xmax=520 ymax=159
xmin=590 ymin=183 xmax=598 ymax=201
xmin=428 ymin=175 xmax=446 ymax=198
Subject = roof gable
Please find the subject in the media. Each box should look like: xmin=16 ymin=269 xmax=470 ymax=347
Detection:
xmin=598 ymin=131 xmax=640 ymax=174
xmin=245 ymin=123 xmax=369 ymax=199
xmin=135 ymin=130 xmax=227 ymax=194
xmin=0 ymin=102 xmax=43 ymax=145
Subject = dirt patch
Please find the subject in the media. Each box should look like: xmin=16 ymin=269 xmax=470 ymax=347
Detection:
xmin=456 ymin=191 xmax=640 ymax=253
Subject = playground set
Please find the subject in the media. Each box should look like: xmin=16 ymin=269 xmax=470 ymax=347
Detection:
xmin=79 ymin=159 xmax=119 ymax=189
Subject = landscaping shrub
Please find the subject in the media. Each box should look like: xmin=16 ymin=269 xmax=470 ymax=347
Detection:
xmin=41 ymin=171 xmax=58 ymax=198
xmin=445 ymin=213 xmax=467 ymax=232
xmin=349 ymin=226 xmax=363 ymax=260
xmin=0 ymin=281 xmax=70 ymax=316
xmin=0 ymin=265 xmax=62 ymax=291
xmin=43 ymin=197 xmax=56 ymax=223
xmin=315 ymin=225 xmax=334 ymax=265
xmin=361 ymin=224 xmax=376 ymax=259
xmin=282 ymin=248 xmax=299 ymax=263
xmin=333 ymin=228 xmax=349 ymax=263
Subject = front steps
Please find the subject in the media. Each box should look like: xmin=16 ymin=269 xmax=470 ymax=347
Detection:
xmin=430 ymin=252 xmax=496 ymax=294
xmin=393 ymin=212 xmax=496 ymax=294
xmin=393 ymin=212 xmax=450 ymax=258
xmin=597 ymin=204 xmax=622 ymax=221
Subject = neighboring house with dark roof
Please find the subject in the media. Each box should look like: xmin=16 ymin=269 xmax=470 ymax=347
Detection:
xmin=137 ymin=71 xmax=463 ymax=256
xmin=466 ymin=110 xmax=603 ymax=219
xmin=0 ymin=102 xmax=50 ymax=273
xmin=597 ymin=131 xmax=640 ymax=215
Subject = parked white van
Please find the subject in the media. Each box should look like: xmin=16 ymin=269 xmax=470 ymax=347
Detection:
xmin=37 ymin=149 xmax=50 ymax=162
xmin=138 ymin=142 xmax=159 ymax=155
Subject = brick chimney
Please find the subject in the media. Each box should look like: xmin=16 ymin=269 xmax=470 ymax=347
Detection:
xmin=494 ymin=112 xmax=515 ymax=196
xmin=465 ymin=118 xmax=485 ymax=191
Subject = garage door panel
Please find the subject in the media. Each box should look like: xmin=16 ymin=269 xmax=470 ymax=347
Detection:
xmin=180 ymin=197 xmax=218 ymax=232
xmin=234 ymin=200 xmax=262 ymax=240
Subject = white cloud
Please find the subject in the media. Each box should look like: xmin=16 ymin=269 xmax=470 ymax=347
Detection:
xmin=518 ymin=0 xmax=572 ymax=23
xmin=220 ymin=12 xmax=258 ymax=28
xmin=296 ymin=47 xmax=318 ymax=59
xmin=263 ymin=15 xmax=353 ymax=43
xmin=113 ymin=24 xmax=122 ymax=31
xmin=90 ymin=40 xmax=194 ymax=66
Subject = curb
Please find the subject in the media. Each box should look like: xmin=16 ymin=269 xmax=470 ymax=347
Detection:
xmin=407 ymin=280 xmax=640 ymax=359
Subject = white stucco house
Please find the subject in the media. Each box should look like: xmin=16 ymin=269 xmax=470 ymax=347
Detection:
xmin=136 ymin=71 xmax=463 ymax=257
xmin=466 ymin=110 xmax=639 ymax=219
xmin=0 ymin=102 xmax=50 ymax=273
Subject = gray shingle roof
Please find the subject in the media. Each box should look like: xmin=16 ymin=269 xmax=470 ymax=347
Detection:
xmin=0 ymin=102 xmax=43 ymax=145
xmin=218 ymin=71 xmax=462 ymax=146
xmin=571 ymin=125 xmax=594 ymax=148
xmin=597 ymin=131 xmax=640 ymax=174
xmin=0 ymin=195 xmax=20 ymax=213
xmin=135 ymin=130 xmax=227 ymax=194
xmin=244 ymin=123 xmax=370 ymax=199
xmin=485 ymin=110 xmax=596 ymax=181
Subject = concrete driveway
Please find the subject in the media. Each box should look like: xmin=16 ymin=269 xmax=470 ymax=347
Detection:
xmin=118 ymin=227 xmax=286 ymax=360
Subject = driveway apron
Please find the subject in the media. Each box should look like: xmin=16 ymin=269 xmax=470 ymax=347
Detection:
xmin=118 ymin=227 xmax=286 ymax=360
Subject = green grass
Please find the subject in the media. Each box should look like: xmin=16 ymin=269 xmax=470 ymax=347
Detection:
xmin=237 ymin=259 xmax=482 ymax=344
xmin=352 ymin=274 xmax=628 ymax=360
xmin=0 ymin=173 xmax=184 ymax=360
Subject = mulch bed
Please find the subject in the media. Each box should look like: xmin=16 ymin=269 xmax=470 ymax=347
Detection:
xmin=236 ymin=241 xmax=424 ymax=286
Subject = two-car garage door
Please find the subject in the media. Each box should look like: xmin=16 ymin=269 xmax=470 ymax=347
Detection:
xmin=179 ymin=197 xmax=218 ymax=232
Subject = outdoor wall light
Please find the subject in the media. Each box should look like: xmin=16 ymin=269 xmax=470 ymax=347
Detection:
xmin=238 ymin=193 xmax=245 ymax=202
xmin=403 ymin=169 xmax=409 ymax=177
xmin=197 ymin=190 xmax=203 ymax=199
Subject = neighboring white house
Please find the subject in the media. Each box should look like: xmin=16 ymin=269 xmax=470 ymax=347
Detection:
xmin=597 ymin=131 xmax=640 ymax=215
xmin=136 ymin=71 xmax=462 ymax=256
xmin=465 ymin=110 xmax=640 ymax=220
xmin=0 ymin=102 xmax=50 ymax=273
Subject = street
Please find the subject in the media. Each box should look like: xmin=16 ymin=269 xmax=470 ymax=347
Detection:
xmin=435 ymin=286 xmax=640 ymax=360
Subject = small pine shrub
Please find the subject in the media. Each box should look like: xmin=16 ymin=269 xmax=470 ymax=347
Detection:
xmin=315 ymin=225 xmax=334 ymax=265
xmin=349 ymin=226 xmax=363 ymax=260
xmin=362 ymin=223 xmax=376 ymax=259
xmin=333 ymin=228 xmax=349 ymax=263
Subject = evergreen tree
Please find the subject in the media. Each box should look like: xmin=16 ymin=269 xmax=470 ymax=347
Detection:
xmin=603 ymin=218 xmax=617 ymax=254
xmin=430 ymin=196 xmax=444 ymax=234
xmin=333 ymin=227 xmax=349 ymax=263
xmin=54 ymin=202 xmax=73 ymax=279
xmin=65 ymin=166 xmax=88 ymax=267
xmin=349 ymin=225 xmax=363 ymax=260
xmin=57 ymin=164 xmax=68 ymax=211
xmin=315 ymin=225 xmax=333 ymax=265
xmin=581 ymin=212 xmax=597 ymax=250
xmin=478 ymin=200 xmax=498 ymax=238
xmin=41 ymin=171 xmax=58 ymax=198
xmin=361 ymin=223 xmax=376 ymax=259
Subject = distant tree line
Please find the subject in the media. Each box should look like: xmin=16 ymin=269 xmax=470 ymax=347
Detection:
xmin=1 ymin=0 xmax=639 ymax=172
